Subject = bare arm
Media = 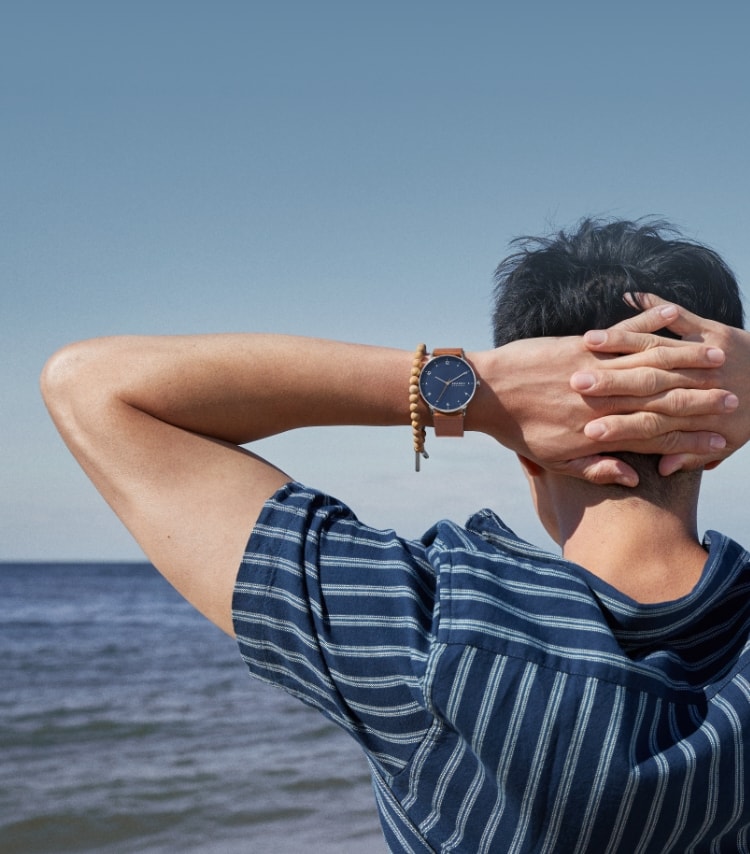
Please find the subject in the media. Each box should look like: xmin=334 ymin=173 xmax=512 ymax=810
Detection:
xmin=40 ymin=334 xmax=413 ymax=635
xmin=40 ymin=314 xmax=731 ymax=635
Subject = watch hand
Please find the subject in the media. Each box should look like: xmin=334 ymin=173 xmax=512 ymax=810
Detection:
xmin=434 ymin=371 xmax=470 ymax=404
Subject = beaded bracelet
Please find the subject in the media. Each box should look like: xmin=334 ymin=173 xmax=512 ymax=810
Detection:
xmin=410 ymin=344 xmax=429 ymax=471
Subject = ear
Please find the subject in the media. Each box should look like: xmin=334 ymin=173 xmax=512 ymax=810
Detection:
xmin=517 ymin=454 xmax=545 ymax=478
xmin=516 ymin=454 xmax=561 ymax=545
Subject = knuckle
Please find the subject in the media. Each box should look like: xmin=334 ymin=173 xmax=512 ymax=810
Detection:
xmin=653 ymin=347 xmax=678 ymax=370
xmin=577 ymin=460 xmax=613 ymax=485
xmin=607 ymin=411 xmax=662 ymax=442
xmin=662 ymin=387 xmax=725 ymax=415
xmin=664 ymin=388 xmax=691 ymax=413
xmin=642 ymin=368 xmax=663 ymax=395
xmin=630 ymin=333 xmax=660 ymax=353
xmin=603 ymin=366 xmax=662 ymax=399
xmin=656 ymin=430 xmax=685 ymax=454
xmin=629 ymin=364 xmax=663 ymax=394
xmin=658 ymin=430 xmax=719 ymax=456
xmin=584 ymin=374 xmax=619 ymax=403
xmin=643 ymin=411 xmax=666 ymax=438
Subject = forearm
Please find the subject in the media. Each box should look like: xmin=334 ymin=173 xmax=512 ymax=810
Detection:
xmin=41 ymin=332 xmax=432 ymax=633
xmin=43 ymin=333 xmax=425 ymax=446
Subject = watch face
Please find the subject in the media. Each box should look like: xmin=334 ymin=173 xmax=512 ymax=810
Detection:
xmin=418 ymin=354 xmax=478 ymax=413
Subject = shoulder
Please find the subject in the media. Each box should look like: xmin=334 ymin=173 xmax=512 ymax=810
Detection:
xmin=248 ymin=481 xmax=433 ymax=565
xmin=427 ymin=507 xmax=594 ymax=603
xmin=426 ymin=510 xmax=622 ymax=668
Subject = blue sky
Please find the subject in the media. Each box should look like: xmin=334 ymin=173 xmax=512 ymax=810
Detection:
xmin=3 ymin=0 xmax=749 ymax=559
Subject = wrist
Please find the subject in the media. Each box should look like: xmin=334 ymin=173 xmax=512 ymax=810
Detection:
xmin=464 ymin=348 xmax=517 ymax=443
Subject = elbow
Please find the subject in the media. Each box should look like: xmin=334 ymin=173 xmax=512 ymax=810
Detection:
xmin=40 ymin=339 xmax=113 ymax=430
xmin=41 ymin=341 xmax=87 ymax=411
xmin=40 ymin=343 xmax=75 ymax=415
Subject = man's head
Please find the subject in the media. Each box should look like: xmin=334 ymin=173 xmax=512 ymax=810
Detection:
xmin=492 ymin=217 xmax=744 ymax=507
xmin=493 ymin=218 xmax=743 ymax=346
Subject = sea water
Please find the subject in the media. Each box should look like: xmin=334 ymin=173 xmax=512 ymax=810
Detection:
xmin=0 ymin=563 xmax=386 ymax=853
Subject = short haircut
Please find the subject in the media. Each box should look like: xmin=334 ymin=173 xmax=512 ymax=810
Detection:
xmin=493 ymin=218 xmax=743 ymax=346
xmin=492 ymin=217 xmax=744 ymax=500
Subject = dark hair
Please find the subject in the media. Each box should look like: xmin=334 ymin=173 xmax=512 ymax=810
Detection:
xmin=492 ymin=217 xmax=744 ymax=500
xmin=493 ymin=218 xmax=743 ymax=347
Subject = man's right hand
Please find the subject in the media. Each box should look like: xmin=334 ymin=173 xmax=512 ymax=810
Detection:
xmin=577 ymin=296 xmax=750 ymax=475
xmin=471 ymin=303 xmax=738 ymax=485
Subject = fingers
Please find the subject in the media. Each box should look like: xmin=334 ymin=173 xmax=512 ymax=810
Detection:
xmin=606 ymin=302 xmax=681 ymax=335
xmin=658 ymin=453 xmax=703 ymax=477
xmin=626 ymin=294 xmax=719 ymax=340
xmin=586 ymin=295 xmax=683 ymax=342
xmin=583 ymin=298 xmax=725 ymax=355
xmin=572 ymin=380 xmax=738 ymax=416
xmin=552 ymin=455 xmax=640 ymax=488
xmin=571 ymin=362 xmax=729 ymax=399
xmin=583 ymin=412 xmax=728 ymax=456
xmin=639 ymin=387 xmax=738 ymax=416
xmin=582 ymin=332 xmax=725 ymax=375
xmin=570 ymin=294 xmax=745 ymax=474
xmin=659 ymin=454 xmax=723 ymax=476
xmin=583 ymin=339 xmax=725 ymax=370
xmin=576 ymin=300 xmax=729 ymax=411
xmin=570 ymin=360 xmax=738 ymax=402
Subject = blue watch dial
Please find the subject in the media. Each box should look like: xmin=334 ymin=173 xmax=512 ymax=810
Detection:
xmin=418 ymin=354 xmax=478 ymax=413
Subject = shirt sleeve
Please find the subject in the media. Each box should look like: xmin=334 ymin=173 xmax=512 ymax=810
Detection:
xmin=232 ymin=481 xmax=437 ymax=775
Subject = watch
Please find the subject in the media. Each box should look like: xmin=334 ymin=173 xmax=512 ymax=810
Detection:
xmin=418 ymin=348 xmax=479 ymax=437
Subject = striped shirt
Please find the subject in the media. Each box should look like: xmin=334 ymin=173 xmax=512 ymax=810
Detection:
xmin=232 ymin=482 xmax=750 ymax=853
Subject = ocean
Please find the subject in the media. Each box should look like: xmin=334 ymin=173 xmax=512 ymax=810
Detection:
xmin=0 ymin=562 xmax=386 ymax=854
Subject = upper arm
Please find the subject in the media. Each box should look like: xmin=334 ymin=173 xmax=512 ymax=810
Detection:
xmin=234 ymin=487 xmax=436 ymax=766
xmin=41 ymin=341 xmax=290 ymax=635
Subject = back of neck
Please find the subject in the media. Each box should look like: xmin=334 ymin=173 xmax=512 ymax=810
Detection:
xmin=560 ymin=499 xmax=706 ymax=604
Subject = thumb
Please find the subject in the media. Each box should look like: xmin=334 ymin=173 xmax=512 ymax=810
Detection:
xmin=659 ymin=453 xmax=722 ymax=476
xmin=554 ymin=455 xmax=640 ymax=487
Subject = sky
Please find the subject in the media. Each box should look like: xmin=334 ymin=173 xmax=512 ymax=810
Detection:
xmin=2 ymin=0 xmax=750 ymax=560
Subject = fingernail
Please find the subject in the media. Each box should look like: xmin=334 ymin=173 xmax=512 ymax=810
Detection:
xmin=585 ymin=422 xmax=607 ymax=440
xmin=707 ymin=348 xmax=725 ymax=364
xmin=615 ymin=474 xmax=638 ymax=487
xmin=571 ymin=372 xmax=597 ymax=391
xmin=709 ymin=435 xmax=727 ymax=450
xmin=659 ymin=305 xmax=678 ymax=319
xmin=584 ymin=330 xmax=607 ymax=345
xmin=724 ymin=393 xmax=739 ymax=411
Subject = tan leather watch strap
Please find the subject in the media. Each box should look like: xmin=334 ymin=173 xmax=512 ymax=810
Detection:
xmin=431 ymin=348 xmax=466 ymax=438
xmin=433 ymin=410 xmax=466 ymax=437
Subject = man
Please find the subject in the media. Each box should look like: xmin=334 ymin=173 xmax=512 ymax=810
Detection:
xmin=42 ymin=218 xmax=750 ymax=852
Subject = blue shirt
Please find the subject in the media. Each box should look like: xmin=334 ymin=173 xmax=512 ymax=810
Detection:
xmin=232 ymin=482 xmax=750 ymax=853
